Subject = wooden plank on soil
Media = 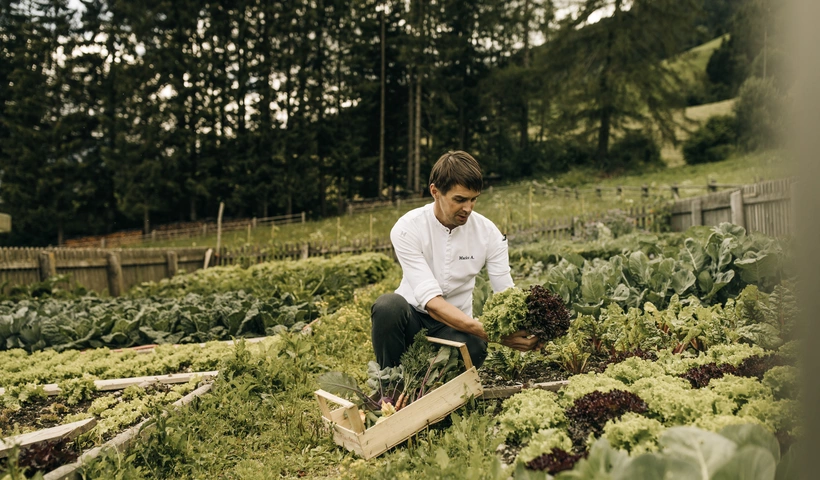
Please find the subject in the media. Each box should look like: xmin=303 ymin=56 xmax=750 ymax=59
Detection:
xmin=531 ymin=380 xmax=569 ymax=392
xmin=0 ymin=418 xmax=97 ymax=459
xmin=0 ymin=371 xmax=218 ymax=397
xmin=479 ymin=384 xmax=523 ymax=400
xmin=42 ymin=382 xmax=213 ymax=480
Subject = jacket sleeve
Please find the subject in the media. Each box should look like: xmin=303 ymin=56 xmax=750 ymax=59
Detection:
xmin=391 ymin=222 xmax=443 ymax=309
xmin=485 ymin=223 xmax=515 ymax=293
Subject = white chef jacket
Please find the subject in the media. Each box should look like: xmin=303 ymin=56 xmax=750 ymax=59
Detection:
xmin=391 ymin=202 xmax=515 ymax=317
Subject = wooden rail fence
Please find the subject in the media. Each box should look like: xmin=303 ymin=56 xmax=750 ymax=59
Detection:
xmin=63 ymin=212 xmax=306 ymax=249
xmin=671 ymin=178 xmax=795 ymax=236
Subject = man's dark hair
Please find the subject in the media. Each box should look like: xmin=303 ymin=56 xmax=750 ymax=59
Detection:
xmin=429 ymin=150 xmax=483 ymax=195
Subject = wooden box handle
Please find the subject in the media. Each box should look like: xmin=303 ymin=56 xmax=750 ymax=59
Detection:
xmin=425 ymin=337 xmax=473 ymax=370
xmin=315 ymin=389 xmax=365 ymax=434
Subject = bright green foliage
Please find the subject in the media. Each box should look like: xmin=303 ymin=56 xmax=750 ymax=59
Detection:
xmin=738 ymin=398 xmax=799 ymax=433
xmin=480 ymin=287 xmax=529 ymax=343
xmin=777 ymin=341 xmax=799 ymax=362
xmin=0 ymin=339 xmax=275 ymax=389
xmin=348 ymin=412 xmax=507 ymax=480
xmin=762 ymin=366 xmax=799 ymax=400
xmin=733 ymin=283 xmax=797 ymax=350
xmin=0 ymin=383 xmax=47 ymax=410
xmin=558 ymin=373 xmax=629 ymax=408
xmin=130 ymin=253 xmax=396 ymax=304
xmin=628 ymin=375 xmax=734 ymax=424
xmin=692 ymin=414 xmax=766 ymax=433
xmin=598 ymin=304 xmax=670 ymax=354
xmin=57 ymin=376 xmax=97 ymax=406
xmin=602 ymin=357 xmax=666 ymax=385
xmin=517 ymin=429 xmax=574 ymax=464
xmin=700 ymin=343 xmax=767 ymax=366
xmin=601 ymin=412 xmax=665 ymax=455
xmin=498 ymin=389 xmax=566 ymax=442
xmin=707 ymin=375 xmax=773 ymax=411
xmin=484 ymin=348 xmax=539 ymax=382
xmin=535 ymin=224 xmax=787 ymax=318
xmin=87 ymin=395 xmax=119 ymax=416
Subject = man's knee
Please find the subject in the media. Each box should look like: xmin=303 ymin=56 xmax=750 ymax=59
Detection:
xmin=371 ymin=293 xmax=410 ymax=328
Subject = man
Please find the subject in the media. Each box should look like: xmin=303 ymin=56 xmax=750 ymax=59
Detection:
xmin=371 ymin=150 xmax=540 ymax=369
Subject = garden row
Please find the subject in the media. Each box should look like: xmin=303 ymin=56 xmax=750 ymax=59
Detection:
xmin=0 ymin=253 xmax=397 ymax=352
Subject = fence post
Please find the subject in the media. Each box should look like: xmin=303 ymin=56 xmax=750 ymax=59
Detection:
xmin=691 ymin=198 xmax=703 ymax=226
xmin=252 ymin=217 xmax=257 ymax=228
xmin=641 ymin=185 xmax=649 ymax=198
xmin=301 ymin=211 xmax=306 ymax=223
xmin=708 ymin=180 xmax=718 ymax=192
xmin=216 ymin=201 xmax=224 ymax=254
xmin=730 ymin=190 xmax=745 ymax=229
xmin=595 ymin=187 xmax=601 ymax=198
xmin=165 ymin=251 xmax=179 ymax=277
xmin=617 ymin=186 xmax=623 ymax=200
xmin=106 ymin=252 xmax=124 ymax=297
xmin=369 ymin=215 xmax=374 ymax=250
xmin=301 ymin=243 xmax=309 ymax=260
xmin=347 ymin=203 xmax=353 ymax=216
xmin=528 ymin=185 xmax=533 ymax=226
xmin=38 ymin=251 xmax=56 ymax=281
xmin=671 ymin=184 xmax=680 ymax=200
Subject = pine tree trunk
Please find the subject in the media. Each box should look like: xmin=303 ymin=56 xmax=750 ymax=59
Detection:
xmin=414 ymin=76 xmax=422 ymax=194
xmin=143 ymin=206 xmax=150 ymax=234
xmin=520 ymin=0 xmax=531 ymax=150
xmin=407 ymin=73 xmax=414 ymax=192
xmin=379 ymin=7 xmax=386 ymax=199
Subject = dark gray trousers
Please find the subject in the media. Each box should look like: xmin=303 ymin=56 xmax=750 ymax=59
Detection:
xmin=370 ymin=293 xmax=487 ymax=369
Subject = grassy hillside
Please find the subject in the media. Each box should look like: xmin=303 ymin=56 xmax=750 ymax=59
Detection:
xmin=141 ymin=149 xmax=788 ymax=250
xmin=660 ymin=99 xmax=736 ymax=167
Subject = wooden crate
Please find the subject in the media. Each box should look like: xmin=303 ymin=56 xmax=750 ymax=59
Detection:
xmin=315 ymin=337 xmax=484 ymax=460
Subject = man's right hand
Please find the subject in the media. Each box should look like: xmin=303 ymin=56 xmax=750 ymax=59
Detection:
xmin=500 ymin=330 xmax=541 ymax=352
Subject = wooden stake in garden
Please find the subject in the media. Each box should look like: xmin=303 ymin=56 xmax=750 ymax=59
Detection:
xmin=528 ymin=185 xmax=533 ymax=226
xmin=216 ymin=201 xmax=224 ymax=259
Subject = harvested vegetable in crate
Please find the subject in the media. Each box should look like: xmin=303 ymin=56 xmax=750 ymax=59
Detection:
xmin=317 ymin=331 xmax=464 ymax=428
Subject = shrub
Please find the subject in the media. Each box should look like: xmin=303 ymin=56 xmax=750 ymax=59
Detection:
xmin=605 ymin=130 xmax=663 ymax=173
xmin=682 ymin=115 xmax=737 ymax=165
xmin=734 ymin=77 xmax=786 ymax=151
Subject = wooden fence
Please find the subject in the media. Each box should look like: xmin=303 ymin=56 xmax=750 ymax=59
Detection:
xmin=63 ymin=212 xmax=306 ymax=249
xmin=0 ymin=247 xmax=208 ymax=296
xmin=670 ymin=178 xmax=795 ymax=236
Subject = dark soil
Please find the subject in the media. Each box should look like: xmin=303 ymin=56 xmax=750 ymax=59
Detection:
xmin=478 ymin=354 xmax=613 ymax=389
xmin=0 ymin=390 xmax=111 ymax=435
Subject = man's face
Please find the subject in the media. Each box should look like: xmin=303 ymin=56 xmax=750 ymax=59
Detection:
xmin=431 ymin=183 xmax=481 ymax=229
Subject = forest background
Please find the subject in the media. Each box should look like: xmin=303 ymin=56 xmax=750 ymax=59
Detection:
xmin=0 ymin=0 xmax=782 ymax=246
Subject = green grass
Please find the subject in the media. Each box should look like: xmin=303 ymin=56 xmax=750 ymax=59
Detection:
xmin=139 ymin=149 xmax=788 ymax=251
xmin=668 ymin=34 xmax=729 ymax=85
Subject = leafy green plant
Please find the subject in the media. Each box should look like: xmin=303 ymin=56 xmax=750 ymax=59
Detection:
xmin=497 ymin=389 xmax=567 ymax=443
xmin=556 ymin=424 xmax=794 ymax=480
xmin=480 ymin=285 xmax=570 ymax=344
xmin=57 ymin=376 xmax=97 ymax=406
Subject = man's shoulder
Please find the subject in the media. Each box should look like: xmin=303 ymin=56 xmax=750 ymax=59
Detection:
xmin=395 ymin=202 xmax=432 ymax=226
